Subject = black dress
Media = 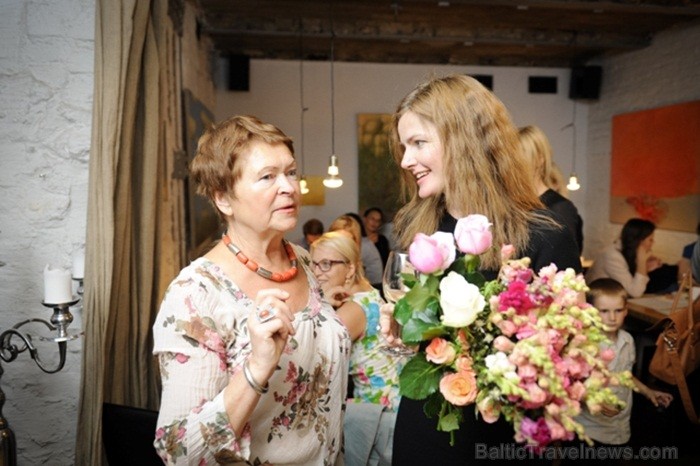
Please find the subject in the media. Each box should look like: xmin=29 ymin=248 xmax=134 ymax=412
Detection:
xmin=392 ymin=212 xmax=583 ymax=465
xmin=540 ymin=189 xmax=584 ymax=255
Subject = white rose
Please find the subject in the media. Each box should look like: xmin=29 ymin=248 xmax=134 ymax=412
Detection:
xmin=439 ymin=271 xmax=485 ymax=328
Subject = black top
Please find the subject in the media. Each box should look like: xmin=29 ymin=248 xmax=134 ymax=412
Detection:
xmin=372 ymin=234 xmax=391 ymax=269
xmin=540 ymin=189 xmax=584 ymax=255
xmin=392 ymin=212 xmax=582 ymax=465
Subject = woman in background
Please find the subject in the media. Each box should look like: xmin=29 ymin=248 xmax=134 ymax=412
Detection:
xmin=330 ymin=214 xmax=384 ymax=288
xmin=382 ymin=74 xmax=581 ymax=465
xmin=311 ymin=231 xmax=406 ymax=466
xmin=518 ymin=124 xmax=584 ymax=255
xmin=586 ymin=218 xmax=679 ymax=297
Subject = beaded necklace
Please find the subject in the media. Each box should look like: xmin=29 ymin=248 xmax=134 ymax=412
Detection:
xmin=222 ymin=233 xmax=298 ymax=282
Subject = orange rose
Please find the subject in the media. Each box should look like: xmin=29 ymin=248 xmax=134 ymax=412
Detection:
xmin=439 ymin=371 xmax=478 ymax=406
xmin=425 ymin=337 xmax=457 ymax=365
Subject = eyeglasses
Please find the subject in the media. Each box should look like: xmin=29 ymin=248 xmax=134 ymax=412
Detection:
xmin=311 ymin=259 xmax=347 ymax=272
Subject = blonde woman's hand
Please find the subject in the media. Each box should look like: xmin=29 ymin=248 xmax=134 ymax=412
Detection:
xmin=379 ymin=302 xmax=403 ymax=346
xmin=247 ymin=288 xmax=296 ymax=382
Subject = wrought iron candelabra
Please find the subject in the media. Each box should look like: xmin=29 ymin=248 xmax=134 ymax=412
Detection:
xmin=0 ymin=295 xmax=81 ymax=466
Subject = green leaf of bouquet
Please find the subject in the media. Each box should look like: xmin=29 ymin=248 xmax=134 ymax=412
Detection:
xmin=465 ymin=271 xmax=486 ymax=288
xmin=398 ymin=354 xmax=441 ymax=400
xmin=393 ymin=298 xmax=412 ymax=326
xmin=423 ymin=392 xmax=443 ymax=418
xmin=401 ymin=272 xmax=417 ymax=288
xmin=438 ymin=410 xmax=461 ymax=433
xmin=401 ymin=318 xmax=445 ymax=344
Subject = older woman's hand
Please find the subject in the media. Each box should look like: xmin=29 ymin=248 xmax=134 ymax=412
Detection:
xmin=247 ymin=288 xmax=296 ymax=383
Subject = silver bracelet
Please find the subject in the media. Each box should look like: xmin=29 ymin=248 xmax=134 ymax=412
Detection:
xmin=243 ymin=360 xmax=269 ymax=395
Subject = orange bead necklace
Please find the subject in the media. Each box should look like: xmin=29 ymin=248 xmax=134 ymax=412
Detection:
xmin=222 ymin=233 xmax=299 ymax=283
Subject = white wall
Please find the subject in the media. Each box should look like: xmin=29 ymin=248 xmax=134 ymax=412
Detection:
xmin=0 ymin=1 xmax=697 ymax=462
xmin=215 ymin=60 xmax=589 ymax=243
xmin=0 ymin=0 xmax=93 ymax=464
xmin=585 ymin=22 xmax=700 ymax=263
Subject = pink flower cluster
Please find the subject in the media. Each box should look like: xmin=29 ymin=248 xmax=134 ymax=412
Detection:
xmin=477 ymin=258 xmax=632 ymax=448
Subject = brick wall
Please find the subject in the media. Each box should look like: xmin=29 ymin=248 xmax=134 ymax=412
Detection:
xmin=584 ymin=21 xmax=700 ymax=263
xmin=0 ymin=0 xmax=93 ymax=463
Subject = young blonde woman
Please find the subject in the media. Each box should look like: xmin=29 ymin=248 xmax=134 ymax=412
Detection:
xmin=311 ymin=231 xmax=407 ymax=466
xmin=382 ymin=74 xmax=582 ymax=464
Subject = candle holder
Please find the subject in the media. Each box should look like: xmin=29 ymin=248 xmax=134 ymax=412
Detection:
xmin=0 ymin=297 xmax=82 ymax=466
xmin=72 ymin=277 xmax=84 ymax=298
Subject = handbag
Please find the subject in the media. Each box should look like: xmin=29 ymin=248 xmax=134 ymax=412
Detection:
xmin=648 ymin=273 xmax=700 ymax=423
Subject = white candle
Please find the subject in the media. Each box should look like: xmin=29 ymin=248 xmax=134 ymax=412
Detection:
xmin=44 ymin=264 xmax=73 ymax=304
xmin=72 ymin=249 xmax=85 ymax=279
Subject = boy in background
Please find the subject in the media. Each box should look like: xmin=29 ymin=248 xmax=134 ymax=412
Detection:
xmin=576 ymin=278 xmax=673 ymax=449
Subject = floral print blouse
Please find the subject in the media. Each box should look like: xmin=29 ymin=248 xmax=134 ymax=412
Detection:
xmin=152 ymin=253 xmax=351 ymax=465
xmin=347 ymin=289 xmax=407 ymax=412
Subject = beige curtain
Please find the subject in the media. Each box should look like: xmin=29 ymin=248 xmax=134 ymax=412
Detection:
xmin=75 ymin=0 xmax=184 ymax=464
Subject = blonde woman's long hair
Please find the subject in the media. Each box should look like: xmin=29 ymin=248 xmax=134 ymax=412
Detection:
xmin=518 ymin=125 xmax=569 ymax=197
xmin=390 ymin=74 xmax=546 ymax=270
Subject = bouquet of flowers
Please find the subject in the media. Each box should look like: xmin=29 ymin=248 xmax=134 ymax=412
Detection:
xmin=394 ymin=214 xmax=633 ymax=448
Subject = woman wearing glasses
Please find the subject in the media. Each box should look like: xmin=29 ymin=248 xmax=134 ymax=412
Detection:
xmin=310 ymin=231 xmax=407 ymax=466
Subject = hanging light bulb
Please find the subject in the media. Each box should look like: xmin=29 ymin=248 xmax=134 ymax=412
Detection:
xmin=567 ymin=173 xmax=581 ymax=191
xmin=564 ymin=101 xmax=581 ymax=191
xmin=300 ymin=176 xmax=310 ymax=194
xmin=298 ymin=22 xmax=311 ymax=196
xmin=323 ymin=154 xmax=343 ymax=188
xmin=323 ymin=3 xmax=343 ymax=189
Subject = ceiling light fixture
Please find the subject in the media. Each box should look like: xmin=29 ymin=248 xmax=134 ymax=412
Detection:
xmin=564 ymin=102 xmax=581 ymax=191
xmin=298 ymin=23 xmax=309 ymax=195
xmin=323 ymin=2 xmax=343 ymax=189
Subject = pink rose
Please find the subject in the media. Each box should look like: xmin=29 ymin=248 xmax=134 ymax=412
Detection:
xmin=439 ymin=371 xmax=478 ymax=406
xmin=477 ymin=396 xmax=501 ymax=423
xmin=425 ymin=337 xmax=457 ymax=365
xmin=408 ymin=232 xmax=456 ymax=274
xmin=454 ymin=215 xmax=493 ymax=255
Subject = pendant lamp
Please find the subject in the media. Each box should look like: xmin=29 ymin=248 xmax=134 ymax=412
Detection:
xmin=323 ymin=4 xmax=343 ymax=189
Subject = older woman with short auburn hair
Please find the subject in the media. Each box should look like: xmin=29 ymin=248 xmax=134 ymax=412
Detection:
xmin=153 ymin=115 xmax=350 ymax=465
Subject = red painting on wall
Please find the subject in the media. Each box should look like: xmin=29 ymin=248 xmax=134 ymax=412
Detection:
xmin=610 ymin=100 xmax=700 ymax=232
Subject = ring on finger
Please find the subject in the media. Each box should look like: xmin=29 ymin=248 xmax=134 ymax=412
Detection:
xmin=256 ymin=304 xmax=276 ymax=323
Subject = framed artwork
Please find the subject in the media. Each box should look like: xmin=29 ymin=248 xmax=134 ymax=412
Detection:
xmin=357 ymin=113 xmax=402 ymax=220
xmin=183 ymin=89 xmax=219 ymax=258
xmin=610 ymin=100 xmax=700 ymax=232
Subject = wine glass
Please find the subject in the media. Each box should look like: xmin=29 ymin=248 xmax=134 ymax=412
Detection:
xmin=379 ymin=251 xmax=417 ymax=356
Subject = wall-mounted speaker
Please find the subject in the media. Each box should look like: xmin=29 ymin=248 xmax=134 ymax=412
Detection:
xmin=228 ymin=55 xmax=250 ymax=91
xmin=469 ymin=74 xmax=493 ymax=90
xmin=569 ymin=66 xmax=602 ymax=100
xmin=528 ymin=76 xmax=558 ymax=94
